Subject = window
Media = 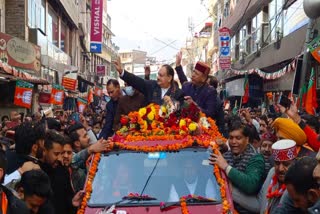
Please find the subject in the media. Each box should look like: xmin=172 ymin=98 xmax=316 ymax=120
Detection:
xmin=283 ymin=0 xmax=307 ymax=36
xmin=28 ymin=0 xmax=45 ymax=33
xmin=48 ymin=8 xmax=59 ymax=47
xmin=268 ymin=0 xmax=284 ymax=41
xmin=239 ymin=25 xmax=247 ymax=53
xmin=61 ymin=22 xmax=67 ymax=51
xmin=40 ymin=0 xmax=46 ymax=33
xmin=251 ymin=12 xmax=263 ymax=52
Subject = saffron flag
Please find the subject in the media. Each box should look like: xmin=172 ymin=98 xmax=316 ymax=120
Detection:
xmin=308 ymin=36 xmax=320 ymax=64
xmin=94 ymin=85 xmax=103 ymax=97
xmin=77 ymin=98 xmax=87 ymax=113
xmin=305 ymin=68 xmax=318 ymax=115
xmin=242 ymin=73 xmax=249 ymax=104
xmin=50 ymin=84 xmax=64 ymax=105
xmin=87 ymin=87 xmax=94 ymax=104
xmin=14 ymin=80 xmax=33 ymax=108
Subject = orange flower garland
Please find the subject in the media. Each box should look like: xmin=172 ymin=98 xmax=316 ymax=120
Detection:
xmin=77 ymin=153 xmax=101 ymax=214
xmin=212 ymin=147 xmax=231 ymax=214
xmin=180 ymin=197 xmax=190 ymax=214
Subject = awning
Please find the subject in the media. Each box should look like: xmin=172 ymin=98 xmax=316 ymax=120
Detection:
xmin=0 ymin=72 xmax=49 ymax=85
xmin=0 ymin=61 xmax=49 ymax=85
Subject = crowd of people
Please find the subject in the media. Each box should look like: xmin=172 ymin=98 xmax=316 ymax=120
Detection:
xmin=0 ymin=52 xmax=319 ymax=214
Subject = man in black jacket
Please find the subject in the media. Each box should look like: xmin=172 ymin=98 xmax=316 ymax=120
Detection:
xmin=113 ymin=57 xmax=184 ymax=106
xmin=100 ymin=79 xmax=122 ymax=139
xmin=0 ymin=149 xmax=29 ymax=214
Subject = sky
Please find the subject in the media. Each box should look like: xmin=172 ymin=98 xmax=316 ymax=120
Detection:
xmin=108 ymin=0 xmax=210 ymax=62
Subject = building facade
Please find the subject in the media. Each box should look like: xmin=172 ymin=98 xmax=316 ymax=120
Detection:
xmin=0 ymin=0 xmax=118 ymax=114
xmin=207 ymin=0 xmax=315 ymax=106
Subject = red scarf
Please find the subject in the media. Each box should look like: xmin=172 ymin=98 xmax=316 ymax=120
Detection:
xmin=266 ymin=174 xmax=286 ymax=199
xmin=265 ymin=174 xmax=286 ymax=214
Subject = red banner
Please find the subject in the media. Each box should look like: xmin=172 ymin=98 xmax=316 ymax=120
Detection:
xmin=90 ymin=0 xmax=103 ymax=43
xmin=62 ymin=77 xmax=77 ymax=91
xmin=50 ymin=84 xmax=64 ymax=105
xmin=39 ymin=92 xmax=51 ymax=104
xmin=14 ymin=80 xmax=33 ymax=108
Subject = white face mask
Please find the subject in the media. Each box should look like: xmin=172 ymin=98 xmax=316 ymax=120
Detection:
xmin=123 ymin=86 xmax=135 ymax=96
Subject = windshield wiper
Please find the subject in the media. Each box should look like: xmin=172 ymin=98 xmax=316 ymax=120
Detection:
xmin=160 ymin=194 xmax=217 ymax=211
xmin=101 ymin=193 xmax=157 ymax=213
xmin=122 ymin=193 xmax=157 ymax=201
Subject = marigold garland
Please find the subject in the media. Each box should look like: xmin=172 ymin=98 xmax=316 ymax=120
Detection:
xmin=212 ymin=147 xmax=231 ymax=214
xmin=180 ymin=197 xmax=190 ymax=214
xmin=77 ymin=153 xmax=101 ymax=214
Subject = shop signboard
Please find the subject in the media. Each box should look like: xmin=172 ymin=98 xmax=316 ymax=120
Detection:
xmin=90 ymin=0 xmax=103 ymax=53
xmin=0 ymin=32 xmax=41 ymax=76
xmin=62 ymin=76 xmax=77 ymax=91
xmin=218 ymin=27 xmax=231 ymax=70
xmin=96 ymin=64 xmax=106 ymax=76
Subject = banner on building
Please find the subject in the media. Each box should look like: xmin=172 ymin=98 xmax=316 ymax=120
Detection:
xmin=308 ymin=36 xmax=320 ymax=64
xmin=96 ymin=64 xmax=106 ymax=76
xmin=218 ymin=27 xmax=231 ymax=70
xmin=38 ymin=92 xmax=51 ymax=104
xmin=90 ymin=0 xmax=103 ymax=53
xmin=77 ymin=98 xmax=87 ymax=113
xmin=50 ymin=84 xmax=64 ymax=105
xmin=0 ymin=32 xmax=41 ymax=76
xmin=62 ymin=76 xmax=77 ymax=91
xmin=14 ymin=80 xmax=33 ymax=108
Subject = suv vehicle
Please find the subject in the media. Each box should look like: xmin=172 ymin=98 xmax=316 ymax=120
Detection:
xmin=77 ymin=103 xmax=234 ymax=214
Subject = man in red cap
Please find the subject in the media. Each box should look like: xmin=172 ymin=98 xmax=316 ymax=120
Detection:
xmin=232 ymin=139 xmax=298 ymax=214
xmin=175 ymin=52 xmax=223 ymax=131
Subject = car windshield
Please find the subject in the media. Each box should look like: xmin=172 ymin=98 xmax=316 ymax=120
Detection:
xmin=88 ymin=148 xmax=222 ymax=206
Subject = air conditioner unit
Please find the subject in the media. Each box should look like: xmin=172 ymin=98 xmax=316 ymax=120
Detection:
xmin=260 ymin=22 xmax=270 ymax=47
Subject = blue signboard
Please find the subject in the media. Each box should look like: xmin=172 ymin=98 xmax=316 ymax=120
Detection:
xmin=90 ymin=43 xmax=102 ymax=53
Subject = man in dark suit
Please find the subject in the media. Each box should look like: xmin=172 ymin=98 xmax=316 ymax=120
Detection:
xmin=113 ymin=57 xmax=184 ymax=106
xmin=100 ymin=79 xmax=122 ymax=139
xmin=0 ymin=149 xmax=29 ymax=214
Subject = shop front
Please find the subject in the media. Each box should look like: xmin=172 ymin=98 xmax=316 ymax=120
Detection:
xmin=0 ymin=32 xmax=48 ymax=115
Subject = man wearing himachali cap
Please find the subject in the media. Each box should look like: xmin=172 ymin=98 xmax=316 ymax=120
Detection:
xmin=175 ymin=52 xmax=220 ymax=121
xmin=231 ymin=139 xmax=298 ymax=214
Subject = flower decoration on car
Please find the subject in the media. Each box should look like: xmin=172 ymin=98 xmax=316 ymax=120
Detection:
xmin=116 ymin=102 xmax=224 ymax=143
